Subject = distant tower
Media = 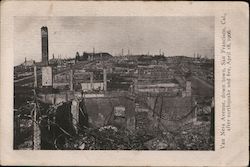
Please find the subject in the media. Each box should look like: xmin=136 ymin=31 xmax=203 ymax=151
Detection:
xmin=41 ymin=26 xmax=49 ymax=66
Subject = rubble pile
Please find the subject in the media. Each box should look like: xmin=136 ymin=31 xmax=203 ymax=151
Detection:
xmin=144 ymin=121 xmax=213 ymax=150
xmin=56 ymin=120 xmax=213 ymax=150
xmin=15 ymin=99 xmax=214 ymax=150
xmin=58 ymin=125 xmax=153 ymax=150
xmin=135 ymin=112 xmax=149 ymax=133
xmin=174 ymin=121 xmax=213 ymax=150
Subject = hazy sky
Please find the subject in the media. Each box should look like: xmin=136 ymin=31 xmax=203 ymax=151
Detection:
xmin=14 ymin=16 xmax=214 ymax=65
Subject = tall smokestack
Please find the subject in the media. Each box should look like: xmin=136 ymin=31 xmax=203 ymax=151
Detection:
xmin=103 ymin=69 xmax=107 ymax=91
xmin=41 ymin=26 xmax=48 ymax=66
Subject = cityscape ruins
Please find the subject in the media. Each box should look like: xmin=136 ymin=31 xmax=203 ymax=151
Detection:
xmin=14 ymin=26 xmax=214 ymax=150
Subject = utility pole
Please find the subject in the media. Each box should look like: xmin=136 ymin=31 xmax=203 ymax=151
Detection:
xmin=34 ymin=65 xmax=37 ymax=88
xmin=103 ymin=69 xmax=107 ymax=91
xmin=92 ymin=47 xmax=95 ymax=61
xmin=32 ymin=90 xmax=41 ymax=150
xmin=70 ymin=69 xmax=74 ymax=91
xmin=32 ymin=102 xmax=41 ymax=150
xmin=71 ymin=99 xmax=79 ymax=134
xmin=158 ymin=95 xmax=164 ymax=131
xmin=90 ymin=72 xmax=93 ymax=90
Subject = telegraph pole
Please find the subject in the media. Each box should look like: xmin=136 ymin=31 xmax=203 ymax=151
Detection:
xmin=32 ymin=90 xmax=41 ymax=150
xmin=92 ymin=47 xmax=95 ymax=61
xmin=34 ymin=65 xmax=37 ymax=88
xmin=32 ymin=103 xmax=41 ymax=150
xmin=70 ymin=68 xmax=74 ymax=91
xmin=103 ymin=69 xmax=107 ymax=91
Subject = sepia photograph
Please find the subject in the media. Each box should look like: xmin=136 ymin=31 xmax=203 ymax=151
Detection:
xmin=13 ymin=16 xmax=215 ymax=150
xmin=1 ymin=1 xmax=249 ymax=166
